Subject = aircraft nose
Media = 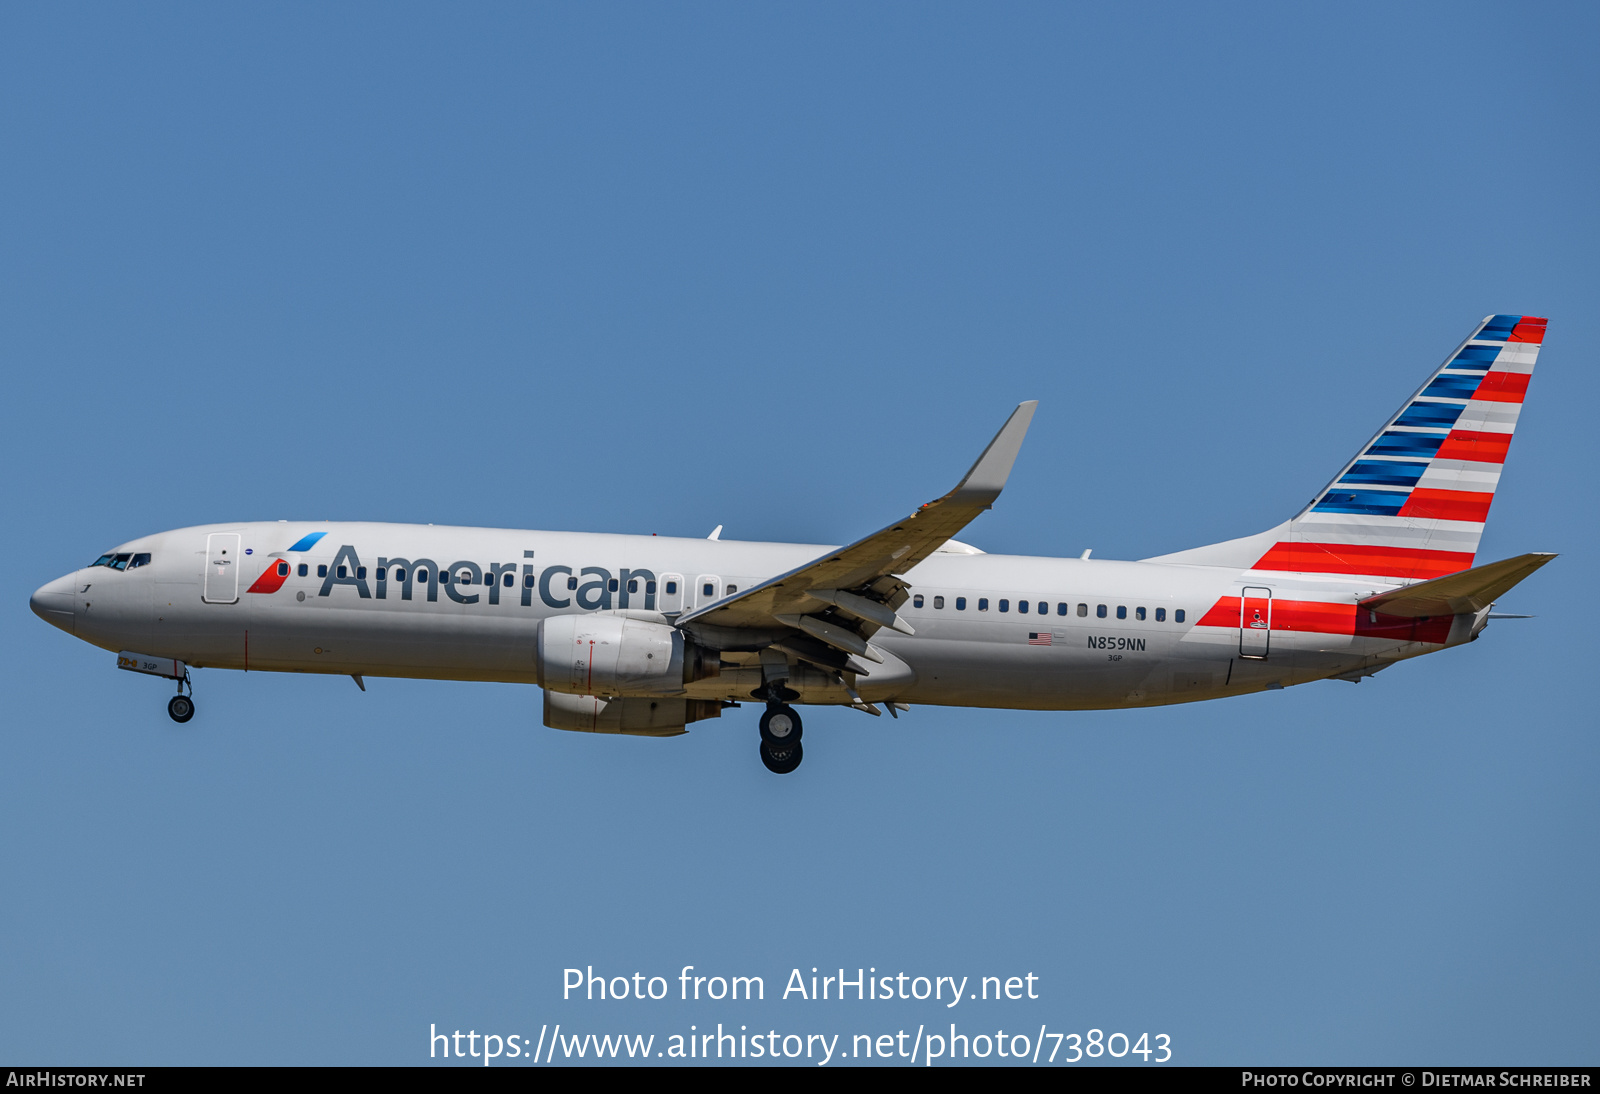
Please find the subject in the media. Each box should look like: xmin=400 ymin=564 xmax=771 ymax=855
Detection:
xmin=30 ymin=574 xmax=77 ymax=634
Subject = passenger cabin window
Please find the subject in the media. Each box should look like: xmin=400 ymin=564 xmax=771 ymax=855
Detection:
xmin=523 ymin=574 xmax=535 ymax=587
xmin=1116 ymin=606 xmax=1127 ymax=620
xmin=277 ymin=562 xmax=290 ymax=577
xmin=1135 ymin=606 xmax=1146 ymax=621
xmin=1155 ymin=607 xmax=1166 ymax=622
xmin=933 ymin=595 xmax=945 ymax=609
xmin=608 ymin=579 xmax=618 ymax=592
xmin=1175 ymin=609 xmax=1186 ymax=623
xmin=627 ymin=580 xmax=638 ymax=593
xmin=1096 ymin=604 xmax=1107 ymax=618
xmin=503 ymin=573 xmax=513 ymax=587
xmin=913 ymin=594 xmax=925 ymax=608
xmin=1057 ymin=603 xmax=1068 ymax=616
xmin=956 ymin=597 xmax=967 ymax=610
xmin=999 ymin=599 xmax=1010 ymax=612
xmin=318 ymin=565 xmax=328 ymax=578
xmin=978 ymin=598 xmax=989 ymax=611
xmin=357 ymin=567 xmax=367 ymax=580
xmin=665 ymin=581 xmax=678 ymax=595
xmin=727 ymin=585 xmax=737 ymax=594
xmin=702 ymin=583 xmax=714 ymax=597
xmin=1078 ymin=603 xmax=1088 ymax=617
xmin=567 ymin=576 xmax=578 ymax=590
xmin=1018 ymin=600 xmax=1028 ymax=614
xmin=1036 ymin=601 xmax=1046 ymax=614
xmin=646 ymin=581 xmax=657 ymax=595
xmin=298 ymin=564 xmax=309 ymax=577
xmin=337 ymin=566 xmax=347 ymax=578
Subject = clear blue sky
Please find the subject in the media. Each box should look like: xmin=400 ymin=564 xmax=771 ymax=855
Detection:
xmin=2 ymin=2 xmax=1596 ymax=1065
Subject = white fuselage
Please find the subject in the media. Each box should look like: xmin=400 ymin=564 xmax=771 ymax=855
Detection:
xmin=33 ymin=521 xmax=1476 ymax=711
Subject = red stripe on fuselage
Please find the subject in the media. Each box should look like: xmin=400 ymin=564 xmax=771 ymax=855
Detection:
xmin=1252 ymin=542 xmax=1474 ymax=580
xmin=1197 ymin=596 xmax=1454 ymax=644
xmin=1472 ymin=371 xmax=1530 ymax=403
xmin=1434 ymin=429 xmax=1512 ymax=464
xmin=1397 ymin=488 xmax=1494 ymax=523
xmin=247 ymin=563 xmax=288 ymax=594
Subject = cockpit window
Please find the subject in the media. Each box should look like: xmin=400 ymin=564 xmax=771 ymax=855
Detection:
xmin=90 ymin=551 xmax=152 ymax=570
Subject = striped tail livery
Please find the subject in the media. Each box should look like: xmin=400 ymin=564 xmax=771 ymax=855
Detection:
xmin=1153 ymin=315 xmax=1546 ymax=582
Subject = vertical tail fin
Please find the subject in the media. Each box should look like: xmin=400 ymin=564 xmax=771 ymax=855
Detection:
xmin=1149 ymin=315 xmax=1546 ymax=580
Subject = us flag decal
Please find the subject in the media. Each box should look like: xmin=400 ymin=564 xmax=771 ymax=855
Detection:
xmin=1028 ymin=632 xmax=1052 ymax=646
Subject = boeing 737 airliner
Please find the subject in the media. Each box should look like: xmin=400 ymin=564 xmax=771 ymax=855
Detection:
xmin=31 ymin=315 xmax=1554 ymax=773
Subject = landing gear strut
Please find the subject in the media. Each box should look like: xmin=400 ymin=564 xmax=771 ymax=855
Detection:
xmin=758 ymin=703 xmax=803 ymax=774
xmin=167 ymin=669 xmax=194 ymax=723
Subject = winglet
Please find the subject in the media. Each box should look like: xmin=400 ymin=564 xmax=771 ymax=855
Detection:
xmin=947 ymin=401 xmax=1038 ymax=507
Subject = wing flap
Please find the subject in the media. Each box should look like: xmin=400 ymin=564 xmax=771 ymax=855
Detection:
xmin=1358 ymin=552 xmax=1556 ymax=618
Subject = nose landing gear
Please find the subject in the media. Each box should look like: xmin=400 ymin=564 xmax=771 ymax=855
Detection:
xmin=167 ymin=669 xmax=195 ymax=723
xmin=758 ymin=702 xmax=803 ymax=774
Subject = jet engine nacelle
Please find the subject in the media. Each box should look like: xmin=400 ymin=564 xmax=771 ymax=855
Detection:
xmin=536 ymin=613 xmax=720 ymax=697
xmin=543 ymin=691 xmax=722 ymax=736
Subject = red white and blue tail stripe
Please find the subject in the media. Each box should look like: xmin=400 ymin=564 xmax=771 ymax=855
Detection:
xmin=1148 ymin=315 xmax=1545 ymax=582
xmin=1258 ymin=314 xmax=1544 ymax=580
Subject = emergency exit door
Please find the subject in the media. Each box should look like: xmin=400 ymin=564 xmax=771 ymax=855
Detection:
xmin=658 ymin=573 xmax=684 ymax=613
xmin=1239 ymin=586 xmax=1272 ymax=659
xmin=203 ymin=533 xmax=242 ymax=604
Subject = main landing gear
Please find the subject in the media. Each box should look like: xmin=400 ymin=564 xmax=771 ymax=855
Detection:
xmin=758 ymin=703 xmax=803 ymax=775
xmin=167 ymin=670 xmax=195 ymax=723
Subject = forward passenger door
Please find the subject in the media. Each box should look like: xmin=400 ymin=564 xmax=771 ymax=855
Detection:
xmin=203 ymin=533 xmax=242 ymax=604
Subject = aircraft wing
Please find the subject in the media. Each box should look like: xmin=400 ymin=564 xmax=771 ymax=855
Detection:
xmin=674 ymin=401 xmax=1037 ymax=664
xmin=1358 ymin=552 xmax=1556 ymax=618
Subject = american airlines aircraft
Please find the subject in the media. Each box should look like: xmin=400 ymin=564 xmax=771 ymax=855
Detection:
xmin=30 ymin=315 xmax=1553 ymax=774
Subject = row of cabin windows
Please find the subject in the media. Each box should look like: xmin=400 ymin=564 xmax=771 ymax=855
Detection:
xmin=272 ymin=565 xmax=722 ymax=600
xmin=911 ymin=593 xmax=1184 ymax=623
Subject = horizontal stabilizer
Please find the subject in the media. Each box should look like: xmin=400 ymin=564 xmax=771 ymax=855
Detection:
xmin=1359 ymin=552 xmax=1556 ymax=618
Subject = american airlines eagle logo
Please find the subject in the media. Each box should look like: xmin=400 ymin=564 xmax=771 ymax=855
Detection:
xmin=245 ymin=532 xmax=326 ymax=594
